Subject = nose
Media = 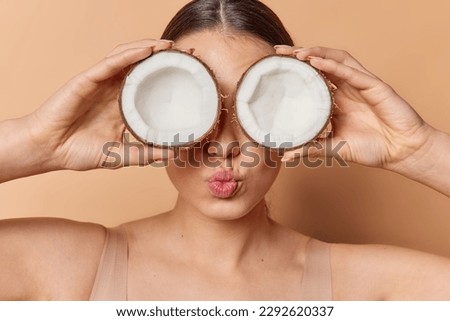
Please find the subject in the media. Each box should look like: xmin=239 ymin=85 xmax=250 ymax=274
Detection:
xmin=205 ymin=107 xmax=241 ymax=160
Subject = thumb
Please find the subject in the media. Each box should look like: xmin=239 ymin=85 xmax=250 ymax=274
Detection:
xmin=281 ymin=140 xmax=325 ymax=162
xmin=281 ymin=136 xmax=349 ymax=166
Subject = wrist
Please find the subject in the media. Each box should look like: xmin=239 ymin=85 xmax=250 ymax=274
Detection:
xmin=0 ymin=116 xmax=53 ymax=182
xmin=385 ymin=124 xmax=436 ymax=173
xmin=22 ymin=113 xmax=65 ymax=173
xmin=385 ymin=125 xmax=450 ymax=195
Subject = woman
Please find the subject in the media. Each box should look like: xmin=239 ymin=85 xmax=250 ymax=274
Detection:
xmin=1 ymin=0 xmax=449 ymax=300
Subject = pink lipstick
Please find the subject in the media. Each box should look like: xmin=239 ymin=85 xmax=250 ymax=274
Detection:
xmin=207 ymin=170 xmax=238 ymax=199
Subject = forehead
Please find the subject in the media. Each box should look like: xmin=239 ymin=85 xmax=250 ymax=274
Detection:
xmin=174 ymin=30 xmax=275 ymax=94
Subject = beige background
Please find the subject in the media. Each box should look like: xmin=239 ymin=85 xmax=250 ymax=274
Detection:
xmin=1 ymin=1 xmax=449 ymax=257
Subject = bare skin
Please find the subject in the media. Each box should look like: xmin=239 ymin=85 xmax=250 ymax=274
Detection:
xmin=0 ymin=31 xmax=449 ymax=300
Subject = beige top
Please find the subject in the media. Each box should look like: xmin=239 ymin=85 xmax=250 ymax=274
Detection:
xmin=89 ymin=227 xmax=333 ymax=301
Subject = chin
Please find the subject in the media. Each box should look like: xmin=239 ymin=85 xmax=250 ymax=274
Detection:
xmin=193 ymin=195 xmax=262 ymax=221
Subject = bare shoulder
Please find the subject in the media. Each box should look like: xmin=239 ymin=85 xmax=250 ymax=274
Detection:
xmin=0 ymin=217 xmax=106 ymax=300
xmin=330 ymin=242 xmax=450 ymax=300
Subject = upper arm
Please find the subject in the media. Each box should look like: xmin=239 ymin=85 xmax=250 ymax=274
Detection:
xmin=380 ymin=246 xmax=450 ymax=300
xmin=0 ymin=218 xmax=106 ymax=300
xmin=331 ymin=243 xmax=450 ymax=300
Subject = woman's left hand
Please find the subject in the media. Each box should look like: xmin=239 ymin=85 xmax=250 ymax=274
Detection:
xmin=276 ymin=46 xmax=435 ymax=171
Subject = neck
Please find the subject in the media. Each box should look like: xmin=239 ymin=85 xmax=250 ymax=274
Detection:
xmin=165 ymin=196 xmax=276 ymax=272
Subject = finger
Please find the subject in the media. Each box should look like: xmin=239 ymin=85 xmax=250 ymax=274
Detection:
xmin=274 ymin=45 xmax=298 ymax=55
xmin=106 ymin=39 xmax=174 ymax=57
xmin=66 ymin=41 xmax=174 ymax=105
xmin=87 ymin=39 xmax=174 ymax=83
xmin=280 ymin=123 xmax=333 ymax=161
xmin=150 ymin=41 xmax=175 ymax=54
xmin=67 ymin=47 xmax=156 ymax=100
xmin=281 ymin=141 xmax=324 ymax=161
xmin=294 ymin=47 xmax=374 ymax=76
xmin=281 ymin=136 xmax=338 ymax=161
xmin=281 ymin=135 xmax=349 ymax=165
xmin=103 ymin=142 xmax=176 ymax=168
xmin=84 ymin=46 xmax=157 ymax=84
xmin=294 ymin=47 xmax=353 ymax=63
xmin=176 ymin=48 xmax=196 ymax=55
xmin=308 ymin=56 xmax=378 ymax=90
xmin=125 ymin=145 xmax=176 ymax=166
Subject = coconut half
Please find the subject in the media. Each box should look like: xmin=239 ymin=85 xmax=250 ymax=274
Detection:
xmin=236 ymin=55 xmax=333 ymax=149
xmin=120 ymin=50 xmax=220 ymax=147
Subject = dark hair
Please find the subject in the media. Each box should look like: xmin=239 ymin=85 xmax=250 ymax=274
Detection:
xmin=161 ymin=0 xmax=294 ymax=46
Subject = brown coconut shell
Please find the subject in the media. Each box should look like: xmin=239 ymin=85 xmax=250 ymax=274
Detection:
xmin=235 ymin=54 xmax=335 ymax=151
xmin=119 ymin=49 xmax=222 ymax=149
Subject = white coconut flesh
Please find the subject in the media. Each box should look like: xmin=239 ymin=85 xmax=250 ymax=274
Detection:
xmin=120 ymin=50 xmax=219 ymax=147
xmin=236 ymin=56 xmax=332 ymax=149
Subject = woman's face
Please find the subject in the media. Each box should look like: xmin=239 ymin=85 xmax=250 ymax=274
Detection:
xmin=165 ymin=30 xmax=282 ymax=220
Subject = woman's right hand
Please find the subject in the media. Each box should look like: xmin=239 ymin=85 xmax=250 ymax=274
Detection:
xmin=25 ymin=39 xmax=175 ymax=172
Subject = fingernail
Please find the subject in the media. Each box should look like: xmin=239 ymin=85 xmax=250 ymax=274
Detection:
xmin=182 ymin=48 xmax=195 ymax=54
xmin=328 ymin=81 xmax=338 ymax=91
xmin=307 ymin=56 xmax=322 ymax=61
xmin=159 ymin=39 xmax=174 ymax=44
xmin=293 ymin=48 xmax=306 ymax=54
xmin=274 ymin=45 xmax=292 ymax=49
xmin=140 ymin=45 xmax=155 ymax=50
xmin=281 ymin=153 xmax=294 ymax=162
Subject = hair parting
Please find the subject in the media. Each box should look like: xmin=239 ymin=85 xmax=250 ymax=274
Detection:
xmin=161 ymin=0 xmax=294 ymax=46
